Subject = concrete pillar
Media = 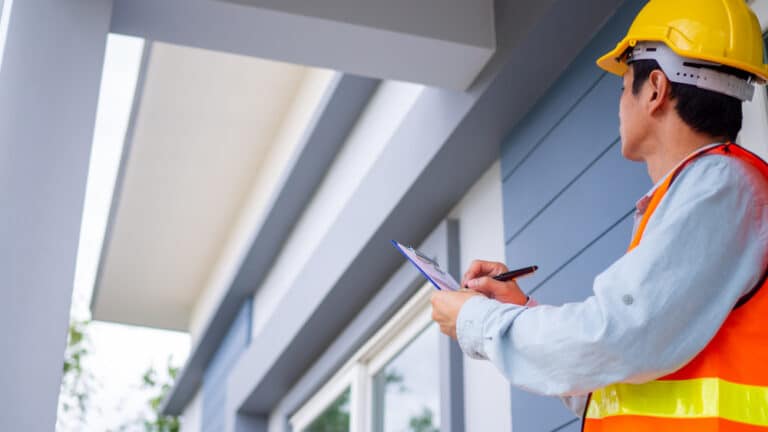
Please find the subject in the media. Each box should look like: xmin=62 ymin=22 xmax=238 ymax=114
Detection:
xmin=0 ymin=0 xmax=112 ymax=429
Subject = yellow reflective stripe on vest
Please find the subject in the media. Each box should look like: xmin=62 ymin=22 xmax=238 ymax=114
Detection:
xmin=587 ymin=378 xmax=768 ymax=426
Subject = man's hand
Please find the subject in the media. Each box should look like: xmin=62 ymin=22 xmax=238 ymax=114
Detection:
xmin=462 ymin=260 xmax=528 ymax=305
xmin=431 ymin=290 xmax=482 ymax=339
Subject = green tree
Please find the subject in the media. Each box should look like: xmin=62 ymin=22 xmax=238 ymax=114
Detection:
xmin=117 ymin=357 xmax=181 ymax=432
xmin=138 ymin=358 xmax=181 ymax=432
xmin=305 ymin=389 xmax=351 ymax=432
xmin=57 ymin=320 xmax=96 ymax=431
xmin=408 ymin=407 xmax=438 ymax=432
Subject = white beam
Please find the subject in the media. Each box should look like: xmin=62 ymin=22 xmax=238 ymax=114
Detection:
xmin=0 ymin=0 xmax=112 ymax=430
xmin=110 ymin=0 xmax=494 ymax=90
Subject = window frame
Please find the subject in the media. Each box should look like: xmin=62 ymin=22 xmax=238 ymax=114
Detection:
xmin=290 ymin=283 xmax=436 ymax=432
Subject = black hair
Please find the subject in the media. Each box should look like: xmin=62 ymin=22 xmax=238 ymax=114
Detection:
xmin=630 ymin=59 xmax=744 ymax=141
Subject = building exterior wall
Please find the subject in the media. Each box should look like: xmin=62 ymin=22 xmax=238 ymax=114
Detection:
xmin=178 ymin=5 xmax=639 ymax=427
xmin=181 ymin=389 xmax=203 ymax=432
xmin=158 ymin=1 xmax=768 ymax=430
xmin=201 ymin=299 xmax=253 ymax=432
xmin=448 ymin=161 xmax=513 ymax=431
xmin=499 ymin=1 xmax=647 ymax=431
xmin=263 ymin=162 xmax=510 ymax=432
xmin=173 ymin=1 xmax=650 ymax=428
xmin=162 ymin=0 xmax=630 ymax=420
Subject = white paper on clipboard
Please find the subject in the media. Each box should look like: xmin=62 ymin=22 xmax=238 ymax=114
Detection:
xmin=391 ymin=240 xmax=460 ymax=291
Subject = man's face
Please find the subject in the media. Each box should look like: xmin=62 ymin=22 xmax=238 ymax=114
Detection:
xmin=618 ymin=67 xmax=648 ymax=161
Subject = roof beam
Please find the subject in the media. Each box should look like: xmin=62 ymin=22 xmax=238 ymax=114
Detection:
xmin=160 ymin=73 xmax=379 ymax=415
xmin=110 ymin=0 xmax=494 ymax=90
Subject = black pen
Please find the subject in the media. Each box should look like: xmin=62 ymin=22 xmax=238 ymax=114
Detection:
xmin=492 ymin=265 xmax=539 ymax=282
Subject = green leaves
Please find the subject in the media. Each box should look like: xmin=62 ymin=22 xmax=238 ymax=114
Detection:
xmin=408 ymin=407 xmax=438 ymax=432
xmin=57 ymin=320 xmax=95 ymax=430
xmin=133 ymin=357 xmax=181 ymax=432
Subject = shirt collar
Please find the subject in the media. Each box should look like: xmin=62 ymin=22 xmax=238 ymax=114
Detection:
xmin=635 ymin=142 xmax=724 ymax=214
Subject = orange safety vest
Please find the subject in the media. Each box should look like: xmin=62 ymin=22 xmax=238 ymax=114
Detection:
xmin=583 ymin=143 xmax=768 ymax=432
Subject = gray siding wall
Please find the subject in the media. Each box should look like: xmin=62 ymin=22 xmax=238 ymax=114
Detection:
xmin=499 ymin=1 xmax=648 ymax=431
xmin=202 ymin=299 xmax=253 ymax=432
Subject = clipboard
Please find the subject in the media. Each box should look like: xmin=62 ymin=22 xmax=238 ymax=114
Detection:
xmin=391 ymin=240 xmax=460 ymax=291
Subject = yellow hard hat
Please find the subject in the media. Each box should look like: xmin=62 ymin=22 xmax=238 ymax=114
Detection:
xmin=597 ymin=0 xmax=768 ymax=82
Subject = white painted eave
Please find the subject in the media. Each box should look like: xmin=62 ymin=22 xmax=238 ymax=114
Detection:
xmin=91 ymin=41 xmax=329 ymax=331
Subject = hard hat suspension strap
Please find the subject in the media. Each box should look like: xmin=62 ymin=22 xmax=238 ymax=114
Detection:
xmin=627 ymin=42 xmax=756 ymax=102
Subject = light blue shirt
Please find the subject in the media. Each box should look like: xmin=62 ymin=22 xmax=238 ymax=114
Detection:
xmin=456 ymin=147 xmax=768 ymax=416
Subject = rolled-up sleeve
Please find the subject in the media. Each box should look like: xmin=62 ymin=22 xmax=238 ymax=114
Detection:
xmin=456 ymin=156 xmax=768 ymax=397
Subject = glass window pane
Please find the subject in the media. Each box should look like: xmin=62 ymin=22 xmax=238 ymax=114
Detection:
xmin=372 ymin=324 xmax=441 ymax=432
xmin=304 ymin=388 xmax=351 ymax=432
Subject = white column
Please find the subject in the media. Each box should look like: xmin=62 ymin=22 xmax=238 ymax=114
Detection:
xmin=0 ymin=1 xmax=112 ymax=430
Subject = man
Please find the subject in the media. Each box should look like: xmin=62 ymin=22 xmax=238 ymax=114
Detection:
xmin=431 ymin=0 xmax=768 ymax=430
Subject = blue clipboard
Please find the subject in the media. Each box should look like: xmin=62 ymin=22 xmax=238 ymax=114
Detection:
xmin=391 ymin=240 xmax=460 ymax=291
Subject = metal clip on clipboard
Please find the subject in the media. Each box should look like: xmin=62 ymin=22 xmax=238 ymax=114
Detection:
xmin=391 ymin=240 xmax=461 ymax=291
xmin=411 ymin=247 xmax=442 ymax=271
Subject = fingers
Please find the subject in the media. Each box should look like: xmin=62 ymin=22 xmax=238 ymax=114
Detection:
xmin=468 ymin=278 xmax=528 ymax=305
xmin=430 ymin=291 xmax=468 ymax=339
xmin=439 ymin=325 xmax=456 ymax=339
xmin=462 ymin=260 xmax=509 ymax=287
xmin=466 ymin=276 xmax=512 ymax=299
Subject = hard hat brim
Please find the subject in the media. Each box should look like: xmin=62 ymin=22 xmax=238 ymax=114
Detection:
xmin=597 ymin=39 xmax=631 ymax=77
xmin=597 ymin=36 xmax=768 ymax=83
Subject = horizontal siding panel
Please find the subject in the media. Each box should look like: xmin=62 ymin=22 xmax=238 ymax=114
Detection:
xmin=499 ymin=2 xmax=650 ymax=430
xmin=510 ymin=390 xmax=576 ymax=431
xmin=555 ymin=418 xmax=582 ymax=432
xmin=500 ymin=0 xmax=646 ymax=180
xmin=508 ymin=214 xmax=634 ymax=431
xmin=532 ymin=213 xmax=634 ymax=302
xmin=499 ymin=69 xmax=605 ymax=180
xmin=502 ymin=73 xmax=621 ymax=243
xmin=505 ymin=143 xmax=648 ymax=295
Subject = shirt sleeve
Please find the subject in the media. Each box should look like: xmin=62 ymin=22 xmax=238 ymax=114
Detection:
xmin=456 ymin=156 xmax=768 ymax=396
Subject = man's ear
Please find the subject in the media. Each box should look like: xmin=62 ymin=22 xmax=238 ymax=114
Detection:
xmin=647 ymin=69 xmax=670 ymax=114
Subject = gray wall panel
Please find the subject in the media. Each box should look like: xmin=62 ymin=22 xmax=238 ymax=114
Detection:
xmin=506 ymin=214 xmax=634 ymax=429
xmin=504 ymin=142 xmax=648 ymax=294
xmin=502 ymin=74 xmax=621 ymax=243
xmin=531 ymin=214 xmax=634 ymax=302
xmin=498 ymin=1 xmax=650 ymax=430
xmin=554 ymin=418 xmax=582 ymax=432
xmin=509 ymin=390 xmax=575 ymax=431
xmin=498 ymin=0 xmax=647 ymax=180
xmin=499 ymin=71 xmax=604 ymax=181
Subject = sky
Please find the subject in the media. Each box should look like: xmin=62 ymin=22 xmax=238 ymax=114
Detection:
xmin=62 ymin=34 xmax=190 ymax=431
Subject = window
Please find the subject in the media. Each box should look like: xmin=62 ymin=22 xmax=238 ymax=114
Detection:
xmin=371 ymin=324 xmax=441 ymax=432
xmin=292 ymin=365 xmax=356 ymax=432
xmin=304 ymin=388 xmax=352 ymax=432
xmin=291 ymin=284 xmax=445 ymax=432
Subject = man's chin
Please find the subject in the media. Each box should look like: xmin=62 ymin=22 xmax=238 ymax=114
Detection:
xmin=620 ymin=144 xmax=643 ymax=162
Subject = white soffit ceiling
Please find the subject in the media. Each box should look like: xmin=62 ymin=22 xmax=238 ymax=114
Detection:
xmin=92 ymin=41 xmax=312 ymax=330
